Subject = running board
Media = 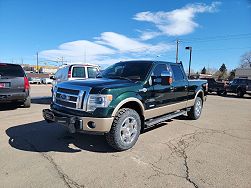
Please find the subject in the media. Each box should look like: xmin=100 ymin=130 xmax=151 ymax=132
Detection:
xmin=144 ymin=110 xmax=186 ymax=128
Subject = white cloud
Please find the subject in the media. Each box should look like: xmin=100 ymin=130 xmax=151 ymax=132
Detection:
xmin=134 ymin=2 xmax=221 ymax=38
xmin=95 ymin=32 xmax=170 ymax=53
xmin=39 ymin=32 xmax=172 ymax=65
xmin=136 ymin=30 xmax=161 ymax=41
xmin=39 ymin=40 xmax=115 ymax=60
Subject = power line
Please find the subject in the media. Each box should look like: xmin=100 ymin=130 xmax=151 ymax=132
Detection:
xmin=180 ymin=33 xmax=251 ymax=43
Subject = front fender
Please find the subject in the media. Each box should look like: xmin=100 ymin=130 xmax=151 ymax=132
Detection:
xmin=109 ymin=92 xmax=145 ymax=117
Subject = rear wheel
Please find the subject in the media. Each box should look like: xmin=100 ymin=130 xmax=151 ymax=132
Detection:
xmin=23 ymin=96 xmax=31 ymax=108
xmin=105 ymin=108 xmax=141 ymax=151
xmin=187 ymin=97 xmax=203 ymax=120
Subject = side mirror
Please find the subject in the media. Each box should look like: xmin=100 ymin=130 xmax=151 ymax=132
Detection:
xmin=50 ymin=76 xmax=55 ymax=80
xmin=160 ymin=71 xmax=173 ymax=85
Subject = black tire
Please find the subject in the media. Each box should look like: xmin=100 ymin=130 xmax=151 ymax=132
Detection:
xmin=237 ymin=89 xmax=244 ymax=98
xmin=105 ymin=108 xmax=141 ymax=151
xmin=217 ymin=90 xmax=221 ymax=96
xmin=23 ymin=96 xmax=31 ymax=108
xmin=187 ymin=97 xmax=203 ymax=120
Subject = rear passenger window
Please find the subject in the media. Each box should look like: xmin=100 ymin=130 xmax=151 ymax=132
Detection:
xmin=72 ymin=67 xmax=86 ymax=78
xmin=170 ymin=65 xmax=184 ymax=81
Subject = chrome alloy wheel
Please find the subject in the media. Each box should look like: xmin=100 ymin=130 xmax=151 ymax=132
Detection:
xmin=195 ymin=99 xmax=202 ymax=117
xmin=120 ymin=117 xmax=138 ymax=145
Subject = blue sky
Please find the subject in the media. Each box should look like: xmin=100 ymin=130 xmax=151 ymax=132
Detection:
xmin=0 ymin=0 xmax=251 ymax=72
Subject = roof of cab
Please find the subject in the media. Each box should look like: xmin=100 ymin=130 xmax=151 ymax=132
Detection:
xmin=119 ymin=60 xmax=179 ymax=65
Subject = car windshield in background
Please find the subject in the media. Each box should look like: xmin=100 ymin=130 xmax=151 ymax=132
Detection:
xmin=0 ymin=64 xmax=24 ymax=77
xmin=101 ymin=61 xmax=153 ymax=81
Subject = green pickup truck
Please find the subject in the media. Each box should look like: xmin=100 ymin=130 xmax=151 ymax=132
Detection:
xmin=43 ymin=60 xmax=208 ymax=151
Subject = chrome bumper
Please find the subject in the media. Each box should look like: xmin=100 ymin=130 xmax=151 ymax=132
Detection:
xmin=43 ymin=109 xmax=113 ymax=134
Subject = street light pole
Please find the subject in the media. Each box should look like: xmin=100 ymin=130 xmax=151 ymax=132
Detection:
xmin=185 ymin=46 xmax=192 ymax=79
xmin=176 ymin=39 xmax=179 ymax=63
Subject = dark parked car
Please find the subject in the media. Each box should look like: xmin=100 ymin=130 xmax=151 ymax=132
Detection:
xmin=226 ymin=78 xmax=251 ymax=97
xmin=0 ymin=63 xmax=31 ymax=107
xmin=200 ymin=78 xmax=226 ymax=95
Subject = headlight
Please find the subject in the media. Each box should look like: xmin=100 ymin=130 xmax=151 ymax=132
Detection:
xmin=87 ymin=94 xmax=113 ymax=112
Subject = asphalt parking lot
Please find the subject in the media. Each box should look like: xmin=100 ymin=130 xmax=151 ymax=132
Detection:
xmin=0 ymin=85 xmax=251 ymax=188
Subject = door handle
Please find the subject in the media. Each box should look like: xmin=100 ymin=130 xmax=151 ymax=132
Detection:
xmin=170 ymin=87 xmax=174 ymax=92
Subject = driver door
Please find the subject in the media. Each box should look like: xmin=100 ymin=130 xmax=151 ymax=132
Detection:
xmin=143 ymin=64 xmax=174 ymax=119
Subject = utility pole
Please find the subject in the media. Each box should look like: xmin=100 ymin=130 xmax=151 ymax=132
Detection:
xmin=61 ymin=57 xmax=64 ymax=65
xmin=36 ymin=52 xmax=39 ymax=73
xmin=176 ymin=39 xmax=179 ymax=63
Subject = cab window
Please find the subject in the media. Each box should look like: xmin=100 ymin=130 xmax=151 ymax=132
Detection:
xmin=87 ymin=67 xmax=98 ymax=78
xmin=72 ymin=67 xmax=86 ymax=78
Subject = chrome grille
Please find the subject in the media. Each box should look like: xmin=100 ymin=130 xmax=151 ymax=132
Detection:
xmin=54 ymin=85 xmax=89 ymax=111
xmin=55 ymin=99 xmax=76 ymax=108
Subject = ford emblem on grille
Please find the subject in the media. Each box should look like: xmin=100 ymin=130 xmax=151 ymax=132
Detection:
xmin=60 ymin=94 xmax=67 ymax=100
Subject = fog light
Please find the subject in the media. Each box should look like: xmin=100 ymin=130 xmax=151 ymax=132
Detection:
xmin=87 ymin=121 xmax=96 ymax=129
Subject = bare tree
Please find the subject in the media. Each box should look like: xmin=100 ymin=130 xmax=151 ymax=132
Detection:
xmin=240 ymin=51 xmax=251 ymax=68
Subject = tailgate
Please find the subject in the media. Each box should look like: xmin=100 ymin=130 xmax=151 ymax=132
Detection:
xmin=0 ymin=77 xmax=24 ymax=94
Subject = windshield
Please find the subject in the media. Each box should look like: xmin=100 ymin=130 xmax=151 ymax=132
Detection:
xmin=101 ymin=61 xmax=153 ymax=81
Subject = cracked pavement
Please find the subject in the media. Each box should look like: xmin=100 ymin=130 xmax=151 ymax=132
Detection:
xmin=0 ymin=85 xmax=251 ymax=187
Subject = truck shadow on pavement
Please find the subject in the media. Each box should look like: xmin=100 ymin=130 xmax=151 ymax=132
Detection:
xmin=31 ymin=97 xmax=52 ymax=105
xmin=6 ymin=120 xmax=116 ymax=153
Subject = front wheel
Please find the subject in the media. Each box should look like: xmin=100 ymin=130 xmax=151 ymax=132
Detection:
xmin=187 ymin=97 xmax=203 ymax=120
xmin=105 ymin=108 xmax=141 ymax=151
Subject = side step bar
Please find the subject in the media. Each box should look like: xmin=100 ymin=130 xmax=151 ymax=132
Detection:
xmin=145 ymin=110 xmax=186 ymax=128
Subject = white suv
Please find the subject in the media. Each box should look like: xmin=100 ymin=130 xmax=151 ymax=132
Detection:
xmin=52 ymin=64 xmax=100 ymax=86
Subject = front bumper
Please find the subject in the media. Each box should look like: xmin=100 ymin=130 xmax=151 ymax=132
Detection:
xmin=42 ymin=109 xmax=113 ymax=134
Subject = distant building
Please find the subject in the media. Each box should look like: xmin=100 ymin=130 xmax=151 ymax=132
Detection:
xmin=26 ymin=73 xmax=50 ymax=79
xmin=39 ymin=67 xmax=58 ymax=74
xmin=22 ymin=64 xmax=36 ymax=72
xmin=235 ymin=68 xmax=251 ymax=79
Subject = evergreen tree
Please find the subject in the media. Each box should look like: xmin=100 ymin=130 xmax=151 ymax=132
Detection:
xmin=219 ymin=63 xmax=227 ymax=73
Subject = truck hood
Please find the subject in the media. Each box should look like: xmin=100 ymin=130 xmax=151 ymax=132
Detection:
xmin=57 ymin=78 xmax=139 ymax=92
